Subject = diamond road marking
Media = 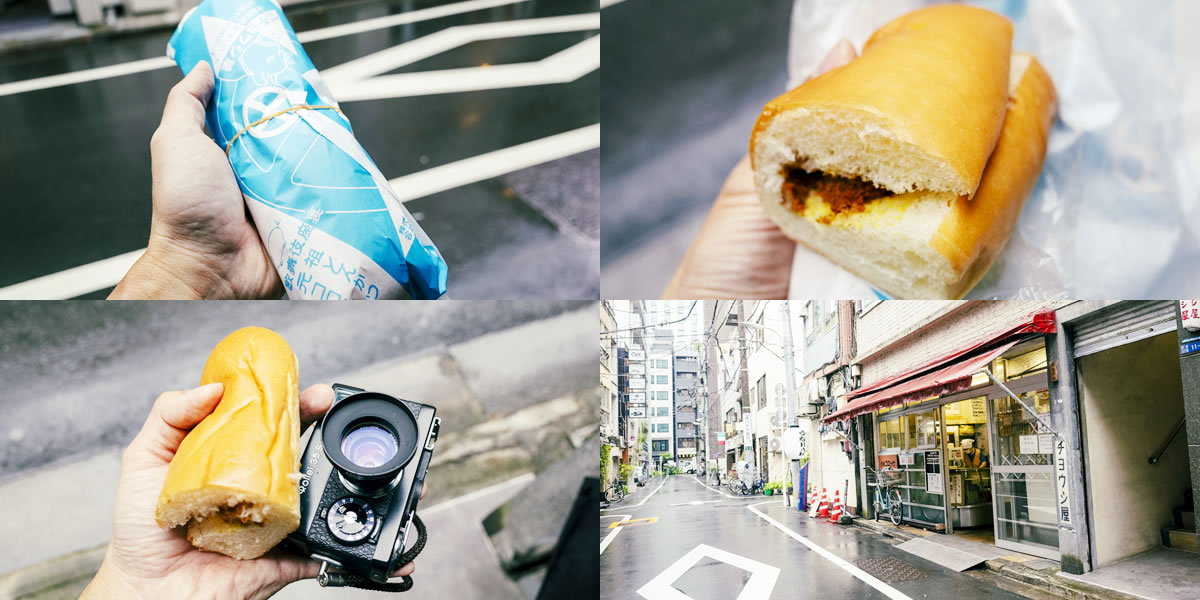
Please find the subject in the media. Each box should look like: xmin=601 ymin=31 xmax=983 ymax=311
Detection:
xmin=636 ymin=543 xmax=779 ymax=600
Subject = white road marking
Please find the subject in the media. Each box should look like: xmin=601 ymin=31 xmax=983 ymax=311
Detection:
xmin=388 ymin=123 xmax=598 ymax=202
xmin=669 ymin=500 xmax=720 ymax=506
xmin=687 ymin=474 xmax=743 ymax=499
xmin=0 ymin=249 xmax=143 ymax=301
xmin=322 ymin=13 xmax=599 ymax=87
xmin=636 ymin=544 xmax=779 ymax=600
xmin=602 ymin=474 xmax=667 ymax=511
xmin=747 ymin=502 xmax=914 ymax=600
xmin=0 ymin=0 xmax=531 ymax=97
xmin=599 ymin=0 xmax=627 ymax=8
xmin=332 ymin=34 xmax=597 ymax=101
xmin=600 ymin=514 xmax=631 ymax=555
xmin=0 ymin=125 xmax=598 ymax=299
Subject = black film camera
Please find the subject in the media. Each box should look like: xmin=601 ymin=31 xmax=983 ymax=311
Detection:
xmin=288 ymin=384 xmax=440 ymax=591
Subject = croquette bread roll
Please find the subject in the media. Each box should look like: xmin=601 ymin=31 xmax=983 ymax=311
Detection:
xmin=751 ymin=6 xmax=1056 ymax=299
xmin=155 ymin=327 xmax=301 ymax=560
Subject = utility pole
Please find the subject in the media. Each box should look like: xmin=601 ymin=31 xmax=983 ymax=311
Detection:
xmin=781 ymin=301 xmax=799 ymax=508
xmin=737 ymin=301 xmax=752 ymax=482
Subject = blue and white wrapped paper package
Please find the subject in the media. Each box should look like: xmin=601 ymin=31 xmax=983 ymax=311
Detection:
xmin=167 ymin=0 xmax=447 ymax=299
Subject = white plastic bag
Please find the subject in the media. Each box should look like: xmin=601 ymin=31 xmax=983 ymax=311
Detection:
xmin=785 ymin=0 xmax=1200 ymax=299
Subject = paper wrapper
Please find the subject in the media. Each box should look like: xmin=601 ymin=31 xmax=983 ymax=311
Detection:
xmin=167 ymin=0 xmax=448 ymax=299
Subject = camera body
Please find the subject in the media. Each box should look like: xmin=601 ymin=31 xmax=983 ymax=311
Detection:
xmin=288 ymin=384 xmax=439 ymax=583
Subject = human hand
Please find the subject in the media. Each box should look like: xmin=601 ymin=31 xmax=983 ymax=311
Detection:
xmin=81 ymin=382 xmax=420 ymax=600
xmin=109 ymin=61 xmax=282 ymax=300
xmin=662 ymin=40 xmax=858 ymax=299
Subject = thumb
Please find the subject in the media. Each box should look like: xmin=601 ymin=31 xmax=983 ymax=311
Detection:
xmin=133 ymin=382 xmax=224 ymax=462
xmin=157 ymin=61 xmax=214 ymax=138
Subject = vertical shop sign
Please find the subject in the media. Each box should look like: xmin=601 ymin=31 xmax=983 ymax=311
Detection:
xmin=925 ymin=450 xmax=943 ymax=494
xmin=1054 ymin=437 xmax=1072 ymax=526
xmin=1181 ymin=301 xmax=1200 ymax=331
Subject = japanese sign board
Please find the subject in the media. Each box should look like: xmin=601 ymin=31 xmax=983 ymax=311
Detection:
xmin=1182 ymin=301 xmax=1200 ymax=332
xmin=629 ymin=350 xmax=646 ymax=361
xmin=1182 ymin=338 xmax=1200 ymax=357
xmin=629 ymin=406 xmax=646 ymax=418
xmin=925 ymin=450 xmax=943 ymax=494
xmin=1055 ymin=436 xmax=1073 ymax=526
xmin=630 ymin=377 xmax=646 ymax=389
xmin=629 ymin=393 xmax=646 ymax=404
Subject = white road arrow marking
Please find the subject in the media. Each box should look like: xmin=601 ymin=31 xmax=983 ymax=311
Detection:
xmin=636 ymin=544 xmax=779 ymax=600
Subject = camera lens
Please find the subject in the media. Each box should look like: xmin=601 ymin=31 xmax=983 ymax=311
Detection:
xmin=341 ymin=425 xmax=399 ymax=468
xmin=321 ymin=391 xmax=420 ymax=493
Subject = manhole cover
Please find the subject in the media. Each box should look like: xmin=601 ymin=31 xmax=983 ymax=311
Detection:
xmin=853 ymin=556 xmax=929 ymax=583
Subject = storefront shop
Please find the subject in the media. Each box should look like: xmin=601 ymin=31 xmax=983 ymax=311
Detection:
xmin=827 ymin=313 xmax=1063 ymax=560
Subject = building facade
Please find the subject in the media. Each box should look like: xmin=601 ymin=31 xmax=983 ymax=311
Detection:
xmin=673 ymin=351 xmax=701 ymax=466
xmin=646 ymin=328 xmax=675 ymax=470
xmin=600 ymin=301 xmax=620 ymax=491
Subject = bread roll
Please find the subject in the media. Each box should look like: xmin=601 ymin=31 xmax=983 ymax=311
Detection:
xmin=751 ymin=4 xmax=1013 ymax=198
xmin=156 ymin=327 xmax=301 ymax=560
xmin=751 ymin=6 xmax=1056 ymax=299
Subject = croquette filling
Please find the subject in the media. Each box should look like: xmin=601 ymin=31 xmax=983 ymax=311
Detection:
xmin=780 ymin=166 xmax=894 ymax=224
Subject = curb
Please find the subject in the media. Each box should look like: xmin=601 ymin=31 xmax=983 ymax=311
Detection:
xmin=848 ymin=518 xmax=1142 ymax=600
xmin=0 ymin=544 xmax=105 ymax=600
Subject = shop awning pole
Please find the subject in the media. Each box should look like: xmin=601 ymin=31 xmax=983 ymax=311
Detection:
xmin=982 ymin=368 xmax=1063 ymax=443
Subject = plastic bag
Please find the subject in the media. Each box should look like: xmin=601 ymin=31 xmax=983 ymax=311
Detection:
xmin=785 ymin=0 xmax=1200 ymax=299
xmin=167 ymin=0 xmax=448 ymax=299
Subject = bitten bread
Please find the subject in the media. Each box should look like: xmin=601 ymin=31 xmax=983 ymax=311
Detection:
xmin=751 ymin=5 xmax=1056 ymax=299
xmin=155 ymin=327 xmax=301 ymax=560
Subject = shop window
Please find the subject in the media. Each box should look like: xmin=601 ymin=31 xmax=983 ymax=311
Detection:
xmin=878 ymin=418 xmax=903 ymax=452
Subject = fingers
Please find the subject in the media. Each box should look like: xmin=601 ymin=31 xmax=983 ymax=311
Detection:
xmin=155 ymin=61 xmax=214 ymax=140
xmin=130 ymin=383 xmax=224 ymax=462
xmin=299 ymin=384 xmax=334 ymax=429
xmin=816 ymin=39 xmax=858 ymax=76
xmin=392 ymin=561 xmax=415 ymax=577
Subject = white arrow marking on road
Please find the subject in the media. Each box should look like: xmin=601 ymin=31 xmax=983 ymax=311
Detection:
xmin=746 ymin=502 xmax=914 ymax=600
xmin=600 ymin=514 xmax=631 ymax=555
xmin=0 ymin=124 xmax=598 ymax=299
xmin=321 ymin=13 xmax=598 ymax=88
xmin=0 ymin=0 xmax=532 ymax=97
xmin=636 ymin=544 xmax=779 ymax=600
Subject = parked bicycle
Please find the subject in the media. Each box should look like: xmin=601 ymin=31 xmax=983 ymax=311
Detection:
xmin=605 ymin=478 xmax=627 ymax=503
xmin=866 ymin=465 xmax=904 ymax=525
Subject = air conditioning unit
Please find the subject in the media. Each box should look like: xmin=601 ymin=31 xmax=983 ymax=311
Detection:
xmin=769 ymin=438 xmax=782 ymax=453
xmin=769 ymin=414 xmax=782 ymax=430
xmin=807 ymin=380 xmax=824 ymax=405
xmin=796 ymin=403 xmax=818 ymax=418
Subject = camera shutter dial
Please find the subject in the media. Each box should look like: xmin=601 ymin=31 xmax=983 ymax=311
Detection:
xmin=327 ymin=497 xmax=376 ymax=544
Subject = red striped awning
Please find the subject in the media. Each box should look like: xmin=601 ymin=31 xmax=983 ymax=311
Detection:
xmin=823 ymin=339 xmax=1019 ymax=422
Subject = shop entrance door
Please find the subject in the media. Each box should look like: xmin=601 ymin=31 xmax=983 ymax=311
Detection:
xmin=990 ymin=385 xmax=1061 ymax=560
xmin=942 ymin=395 xmax=993 ymax=537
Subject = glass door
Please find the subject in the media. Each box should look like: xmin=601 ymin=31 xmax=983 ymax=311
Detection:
xmin=990 ymin=387 xmax=1060 ymax=560
xmin=942 ymin=395 xmax=992 ymax=533
xmin=898 ymin=407 xmax=945 ymax=528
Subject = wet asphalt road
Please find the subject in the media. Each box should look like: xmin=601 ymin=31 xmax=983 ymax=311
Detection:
xmin=600 ymin=475 xmax=1050 ymax=599
xmin=0 ymin=0 xmax=598 ymax=299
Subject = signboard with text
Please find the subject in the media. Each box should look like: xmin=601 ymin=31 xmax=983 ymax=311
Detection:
xmin=630 ymin=377 xmax=646 ymax=389
xmin=1182 ymin=301 xmax=1200 ymax=331
xmin=1055 ymin=436 xmax=1073 ymax=526
xmin=630 ymin=392 xmax=646 ymax=404
xmin=629 ymin=350 xmax=646 ymax=361
xmin=629 ymin=405 xmax=646 ymax=418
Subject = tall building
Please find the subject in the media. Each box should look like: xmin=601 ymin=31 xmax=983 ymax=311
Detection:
xmin=646 ymin=327 xmax=675 ymax=470
xmin=600 ymin=301 xmax=620 ymax=490
xmin=672 ymin=349 xmax=701 ymax=466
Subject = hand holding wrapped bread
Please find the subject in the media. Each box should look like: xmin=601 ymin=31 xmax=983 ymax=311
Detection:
xmin=751 ymin=5 xmax=1056 ymax=299
xmin=156 ymin=326 xmax=301 ymax=559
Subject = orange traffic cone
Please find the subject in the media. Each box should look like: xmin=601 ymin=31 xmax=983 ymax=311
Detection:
xmin=809 ymin=488 xmax=818 ymax=511
xmin=816 ymin=488 xmax=830 ymax=518
xmin=827 ymin=490 xmax=843 ymax=523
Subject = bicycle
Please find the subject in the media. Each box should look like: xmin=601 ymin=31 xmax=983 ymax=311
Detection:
xmin=605 ymin=478 xmax=627 ymax=503
xmin=866 ymin=466 xmax=904 ymax=526
xmin=732 ymin=476 xmax=764 ymax=496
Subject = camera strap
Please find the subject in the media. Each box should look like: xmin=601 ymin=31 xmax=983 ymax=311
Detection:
xmin=316 ymin=513 xmax=428 ymax=593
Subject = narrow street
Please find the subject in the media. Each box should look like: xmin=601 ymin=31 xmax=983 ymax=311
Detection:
xmin=601 ymin=475 xmax=1057 ymax=600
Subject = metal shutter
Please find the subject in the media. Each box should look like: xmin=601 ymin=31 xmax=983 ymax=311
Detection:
xmin=1070 ymin=301 xmax=1178 ymax=358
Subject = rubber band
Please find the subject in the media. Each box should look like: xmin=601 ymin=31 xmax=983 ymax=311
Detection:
xmin=225 ymin=104 xmax=343 ymax=156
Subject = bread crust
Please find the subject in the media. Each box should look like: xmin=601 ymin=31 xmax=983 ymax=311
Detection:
xmin=155 ymin=327 xmax=301 ymax=558
xmin=932 ymin=54 xmax=1058 ymax=297
xmin=750 ymin=4 xmax=1013 ymax=196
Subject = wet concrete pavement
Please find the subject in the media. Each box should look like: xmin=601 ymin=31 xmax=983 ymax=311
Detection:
xmin=600 ymin=475 xmax=1056 ymax=599
xmin=0 ymin=0 xmax=598 ymax=299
